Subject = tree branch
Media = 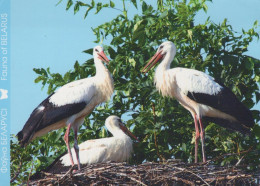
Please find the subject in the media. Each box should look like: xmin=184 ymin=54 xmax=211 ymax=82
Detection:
xmin=152 ymin=102 xmax=166 ymax=162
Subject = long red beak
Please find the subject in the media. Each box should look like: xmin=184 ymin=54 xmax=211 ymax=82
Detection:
xmin=142 ymin=51 xmax=163 ymax=73
xmin=120 ymin=124 xmax=140 ymax=142
xmin=98 ymin=51 xmax=110 ymax=64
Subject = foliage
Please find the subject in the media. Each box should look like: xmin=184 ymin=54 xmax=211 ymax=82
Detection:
xmin=11 ymin=0 xmax=260 ymax=184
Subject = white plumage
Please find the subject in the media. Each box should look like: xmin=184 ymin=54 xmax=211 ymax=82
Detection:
xmin=142 ymin=41 xmax=254 ymax=163
xmin=61 ymin=115 xmax=137 ymax=166
xmin=17 ymin=46 xmax=114 ymax=170
xmin=49 ymin=78 xmax=96 ymax=106
xmin=174 ymin=68 xmax=222 ymax=95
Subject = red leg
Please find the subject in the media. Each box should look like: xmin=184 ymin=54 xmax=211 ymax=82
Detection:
xmin=64 ymin=123 xmax=74 ymax=166
xmin=193 ymin=115 xmax=200 ymax=163
xmin=198 ymin=117 xmax=206 ymax=162
xmin=73 ymin=128 xmax=81 ymax=170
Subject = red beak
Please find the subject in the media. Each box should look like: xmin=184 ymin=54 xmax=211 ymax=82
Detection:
xmin=98 ymin=51 xmax=110 ymax=64
xmin=119 ymin=124 xmax=140 ymax=142
xmin=142 ymin=51 xmax=163 ymax=73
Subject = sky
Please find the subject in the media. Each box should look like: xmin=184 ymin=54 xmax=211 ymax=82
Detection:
xmin=11 ymin=0 xmax=260 ymax=135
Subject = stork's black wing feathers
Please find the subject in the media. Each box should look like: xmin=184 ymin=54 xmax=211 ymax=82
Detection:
xmin=17 ymin=93 xmax=86 ymax=147
xmin=187 ymin=81 xmax=254 ymax=131
xmin=36 ymin=101 xmax=86 ymax=131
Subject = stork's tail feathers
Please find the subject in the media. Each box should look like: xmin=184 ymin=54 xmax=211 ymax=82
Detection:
xmin=204 ymin=117 xmax=253 ymax=135
xmin=17 ymin=130 xmax=35 ymax=147
xmin=16 ymin=107 xmax=44 ymax=147
xmin=17 ymin=131 xmax=26 ymax=147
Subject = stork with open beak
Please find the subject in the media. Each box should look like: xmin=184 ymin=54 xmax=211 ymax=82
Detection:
xmin=17 ymin=46 xmax=114 ymax=170
xmin=60 ymin=115 xmax=139 ymax=166
xmin=142 ymin=41 xmax=254 ymax=163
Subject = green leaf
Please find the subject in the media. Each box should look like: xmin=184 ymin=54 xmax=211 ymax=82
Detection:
xmin=54 ymin=131 xmax=64 ymax=142
xmin=222 ymin=55 xmax=238 ymax=66
xmin=129 ymin=58 xmax=136 ymax=67
xmin=47 ymin=83 xmax=53 ymax=94
xmin=142 ymin=1 xmax=148 ymax=13
xmin=74 ymin=2 xmax=80 ymax=14
xmin=103 ymin=3 xmax=109 ymax=8
xmin=131 ymin=0 xmax=137 ymax=9
xmin=253 ymin=20 xmax=259 ymax=27
xmin=91 ymin=0 xmax=95 ymax=7
xmin=245 ymin=58 xmax=254 ymax=70
xmin=96 ymin=2 xmax=103 ymax=14
xmin=157 ymin=0 xmax=163 ymax=10
xmin=182 ymin=143 xmax=187 ymax=152
xmin=159 ymin=11 xmax=168 ymax=19
xmin=205 ymin=54 xmax=212 ymax=62
xmin=74 ymin=61 xmax=80 ymax=71
xmin=253 ymin=125 xmax=260 ymax=139
xmin=132 ymin=20 xmax=145 ymax=42
xmin=56 ymin=0 xmax=63 ymax=6
xmin=33 ymin=68 xmax=48 ymax=76
xmin=187 ymin=29 xmax=193 ymax=41
xmin=34 ymin=76 xmax=45 ymax=83
xmin=84 ymin=6 xmax=93 ymax=19
xmin=66 ymin=0 xmax=73 ymax=10
xmin=83 ymin=48 xmax=93 ymax=54
xmin=112 ymin=36 xmax=124 ymax=45
xmin=202 ymin=3 xmax=208 ymax=12
xmin=110 ymin=1 xmax=115 ymax=8
xmin=33 ymin=68 xmax=42 ymax=75
xmin=108 ymin=47 xmax=116 ymax=59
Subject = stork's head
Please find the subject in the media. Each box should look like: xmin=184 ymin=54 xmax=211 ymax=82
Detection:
xmin=105 ymin=115 xmax=139 ymax=142
xmin=142 ymin=41 xmax=176 ymax=73
xmin=93 ymin=46 xmax=110 ymax=64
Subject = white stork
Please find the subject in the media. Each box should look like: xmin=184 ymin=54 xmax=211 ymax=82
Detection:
xmin=17 ymin=46 xmax=114 ymax=170
xmin=60 ymin=115 xmax=138 ymax=166
xmin=142 ymin=41 xmax=254 ymax=163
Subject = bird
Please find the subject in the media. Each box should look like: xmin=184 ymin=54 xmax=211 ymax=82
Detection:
xmin=17 ymin=46 xmax=114 ymax=170
xmin=60 ymin=115 xmax=139 ymax=166
xmin=142 ymin=41 xmax=254 ymax=163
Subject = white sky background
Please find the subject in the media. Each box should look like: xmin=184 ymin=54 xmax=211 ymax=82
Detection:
xmin=11 ymin=0 xmax=260 ymax=135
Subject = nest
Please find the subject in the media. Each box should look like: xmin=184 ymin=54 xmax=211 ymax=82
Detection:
xmin=29 ymin=159 xmax=259 ymax=186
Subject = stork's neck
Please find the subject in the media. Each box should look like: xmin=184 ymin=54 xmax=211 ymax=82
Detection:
xmin=94 ymin=59 xmax=110 ymax=76
xmin=113 ymin=129 xmax=129 ymax=138
xmin=155 ymin=51 xmax=174 ymax=74
xmin=154 ymin=51 xmax=176 ymax=97
xmin=93 ymin=58 xmax=113 ymax=84
xmin=107 ymin=126 xmax=128 ymax=138
xmin=93 ymin=58 xmax=114 ymax=101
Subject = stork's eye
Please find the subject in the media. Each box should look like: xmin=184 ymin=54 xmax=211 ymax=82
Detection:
xmin=118 ymin=119 xmax=123 ymax=123
xmin=95 ymin=49 xmax=99 ymax=52
xmin=159 ymin=45 xmax=164 ymax=49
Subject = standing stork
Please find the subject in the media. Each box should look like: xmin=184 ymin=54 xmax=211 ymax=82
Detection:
xmin=142 ymin=41 xmax=254 ymax=163
xmin=17 ymin=46 xmax=114 ymax=170
xmin=60 ymin=115 xmax=139 ymax=166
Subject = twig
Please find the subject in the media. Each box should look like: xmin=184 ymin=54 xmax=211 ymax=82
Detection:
xmin=10 ymin=158 xmax=23 ymax=183
xmin=204 ymin=174 xmax=252 ymax=182
xmin=171 ymin=176 xmax=195 ymax=185
xmin=171 ymin=166 xmax=210 ymax=186
xmin=206 ymin=146 xmax=254 ymax=164
xmin=60 ymin=165 xmax=74 ymax=181
xmin=116 ymin=172 xmax=148 ymax=186
xmin=235 ymin=155 xmax=245 ymax=166
xmin=27 ymin=160 xmax=34 ymax=186
xmin=88 ymin=165 xmax=114 ymax=173
xmin=38 ymin=177 xmax=56 ymax=183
